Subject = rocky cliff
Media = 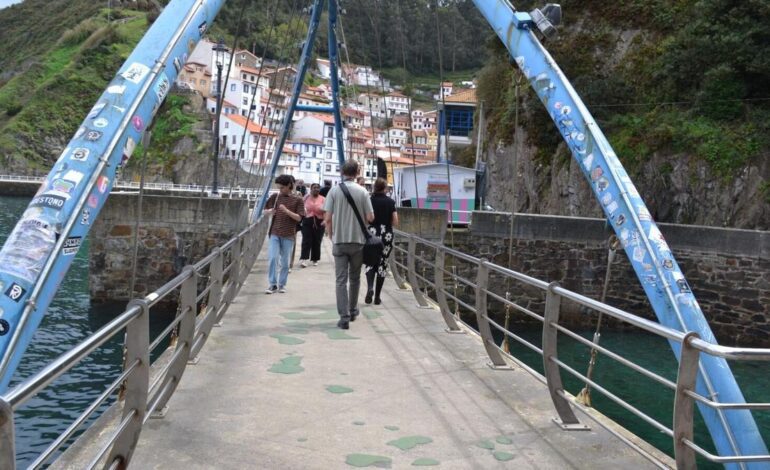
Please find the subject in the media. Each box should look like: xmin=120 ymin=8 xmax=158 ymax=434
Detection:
xmin=483 ymin=130 xmax=770 ymax=230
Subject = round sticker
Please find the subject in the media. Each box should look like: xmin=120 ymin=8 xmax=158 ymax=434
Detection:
xmin=94 ymin=117 xmax=109 ymax=128
xmin=132 ymin=116 xmax=144 ymax=131
xmin=0 ymin=319 xmax=9 ymax=336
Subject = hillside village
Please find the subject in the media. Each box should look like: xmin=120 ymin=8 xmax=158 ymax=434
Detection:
xmin=176 ymin=38 xmax=478 ymax=188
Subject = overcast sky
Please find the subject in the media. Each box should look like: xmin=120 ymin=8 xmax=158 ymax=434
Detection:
xmin=0 ymin=0 xmax=23 ymax=9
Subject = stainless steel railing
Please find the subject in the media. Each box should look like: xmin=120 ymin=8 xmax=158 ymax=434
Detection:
xmin=390 ymin=229 xmax=770 ymax=469
xmin=0 ymin=175 xmax=264 ymax=198
xmin=0 ymin=216 xmax=270 ymax=469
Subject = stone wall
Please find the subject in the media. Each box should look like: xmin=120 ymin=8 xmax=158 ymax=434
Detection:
xmin=89 ymin=194 xmax=249 ymax=304
xmin=400 ymin=210 xmax=770 ymax=346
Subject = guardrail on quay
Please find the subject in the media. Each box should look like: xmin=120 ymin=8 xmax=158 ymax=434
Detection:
xmin=389 ymin=229 xmax=770 ymax=468
xmin=0 ymin=175 xmax=263 ymax=199
xmin=0 ymin=216 xmax=270 ymax=469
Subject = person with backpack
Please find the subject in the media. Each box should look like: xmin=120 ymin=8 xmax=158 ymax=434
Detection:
xmin=364 ymin=178 xmax=398 ymax=305
xmin=323 ymin=160 xmax=374 ymax=329
xmin=264 ymin=174 xmax=305 ymax=294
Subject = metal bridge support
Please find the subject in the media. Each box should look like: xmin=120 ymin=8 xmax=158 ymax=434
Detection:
xmin=434 ymin=246 xmax=462 ymax=333
xmin=0 ymin=398 xmax=14 ymax=470
xmin=389 ymin=254 xmax=408 ymax=290
xmin=406 ymin=237 xmax=430 ymax=308
xmin=475 ymin=260 xmax=510 ymax=368
xmin=149 ymin=267 xmax=196 ymax=418
xmin=674 ymin=332 xmax=701 ymax=469
xmin=543 ymin=282 xmax=588 ymax=430
xmin=190 ymin=249 xmax=222 ymax=361
xmin=107 ymin=298 xmax=150 ymax=468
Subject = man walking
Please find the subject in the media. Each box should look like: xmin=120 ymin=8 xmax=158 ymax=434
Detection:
xmin=264 ymin=174 xmax=305 ymax=294
xmin=319 ymin=179 xmax=333 ymax=197
xmin=324 ymin=160 xmax=374 ymax=329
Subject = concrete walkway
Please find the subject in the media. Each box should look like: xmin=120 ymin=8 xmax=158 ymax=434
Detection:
xmin=130 ymin=238 xmax=665 ymax=469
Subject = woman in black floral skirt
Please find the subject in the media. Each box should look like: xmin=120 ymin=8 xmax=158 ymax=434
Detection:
xmin=365 ymin=178 xmax=399 ymax=305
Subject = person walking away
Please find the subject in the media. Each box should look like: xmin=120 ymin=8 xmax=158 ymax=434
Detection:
xmin=324 ymin=160 xmax=374 ymax=329
xmin=264 ymin=175 xmax=305 ymax=294
xmin=356 ymin=176 xmax=367 ymax=191
xmin=365 ymin=178 xmax=398 ymax=305
xmin=319 ymin=179 xmax=333 ymax=197
xmin=299 ymin=183 xmax=325 ymax=267
xmin=295 ymin=179 xmax=307 ymax=196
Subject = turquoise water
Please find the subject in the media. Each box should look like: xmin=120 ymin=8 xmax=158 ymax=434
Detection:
xmin=0 ymin=196 xmax=173 ymax=467
xmin=485 ymin=320 xmax=770 ymax=468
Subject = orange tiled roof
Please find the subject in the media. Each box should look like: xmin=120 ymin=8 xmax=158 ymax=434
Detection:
xmin=225 ymin=114 xmax=277 ymax=136
xmin=443 ymin=88 xmax=477 ymax=104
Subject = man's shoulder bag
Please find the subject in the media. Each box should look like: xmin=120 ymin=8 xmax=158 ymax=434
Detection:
xmin=339 ymin=183 xmax=384 ymax=266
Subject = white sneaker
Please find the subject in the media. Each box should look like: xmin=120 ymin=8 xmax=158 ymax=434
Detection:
xmin=300 ymin=260 xmax=308 ymax=268
xmin=279 ymin=286 xmax=286 ymax=293
xmin=312 ymin=261 xmax=318 ymax=266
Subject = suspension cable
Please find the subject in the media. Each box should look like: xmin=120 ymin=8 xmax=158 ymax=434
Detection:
xmin=433 ymin=0 xmax=454 ymax=250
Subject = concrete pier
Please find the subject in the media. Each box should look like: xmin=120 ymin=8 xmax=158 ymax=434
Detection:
xmin=128 ymin=238 xmax=670 ymax=469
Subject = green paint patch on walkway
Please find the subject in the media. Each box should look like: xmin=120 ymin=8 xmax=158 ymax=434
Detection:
xmin=353 ymin=421 xmax=366 ymax=426
xmin=412 ymin=458 xmax=440 ymax=466
xmin=326 ymin=385 xmax=354 ymax=394
xmin=475 ymin=439 xmax=495 ymax=450
xmin=325 ymin=329 xmax=360 ymax=340
xmin=387 ymin=436 xmax=433 ymax=451
xmin=297 ymin=437 xmax=308 ymax=442
xmin=346 ymin=454 xmax=392 ymax=468
xmin=493 ymin=451 xmax=515 ymax=461
xmin=495 ymin=435 xmax=513 ymax=445
xmin=269 ymin=334 xmax=305 ymax=345
xmin=268 ymin=356 xmax=304 ymax=374
xmin=281 ymin=311 xmax=338 ymax=320
xmin=363 ymin=310 xmax=383 ymax=320
xmin=385 ymin=425 xmax=399 ymax=431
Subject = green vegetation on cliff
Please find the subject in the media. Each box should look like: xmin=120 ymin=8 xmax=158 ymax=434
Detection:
xmin=477 ymin=0 xmax=770 ymax=178
xmin=0 ymin=3 xmax=151 ymax=171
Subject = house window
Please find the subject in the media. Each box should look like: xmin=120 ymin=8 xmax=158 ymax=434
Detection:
xmin=231 ymin=135 xmax=236 ymax=144
xmin=230 ymin=84 xmax=236 ymax=92
xmin=327 ymin=139 xmax=333 ymax=147
xmin=305 ymin=162 xmax=311 ymax=169
xmin=242 ymin=74 xmax=247 ymax=80
xmin=224 ymin=122 xmax=229 ymax=129
xmin=302 ymin=144 xmax=308 ymax=152
xmin=325 ymin=164 xmax=331 ymax=172
xmin=326 ymin=151 xmax=331 ymax=159
xmin=201 ymin=80 xmax=206 ymax=86
xmin=326 ymin=126 xmax=334 ymax=138
xmin=231 ymin=150 xmax=235 ymax=157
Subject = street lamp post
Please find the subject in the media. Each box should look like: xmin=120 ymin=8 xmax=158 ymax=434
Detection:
xmin=212 ymin=38 xmax=227 ymax=195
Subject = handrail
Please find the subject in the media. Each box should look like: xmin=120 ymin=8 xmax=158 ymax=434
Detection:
xmin=0 ymin=174 xmax=264 ymax=196
xmin=391 ymin=229 xmax=770 ymax=468
xmin=0 ymin=215 xmax=270 ymax=468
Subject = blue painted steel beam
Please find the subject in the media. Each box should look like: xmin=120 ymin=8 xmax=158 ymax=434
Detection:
xmin=470 ymin=0 xmax=767 ymax=465
xmin=255 ymin=0 xmax=347 ymax=218
xmin=326 ymin=0 xmax=346 ymax=166
xmin=295 ymin=105 xmax=335 ymax=113
xmin=0 ymin=0 xmax=226 ymax=393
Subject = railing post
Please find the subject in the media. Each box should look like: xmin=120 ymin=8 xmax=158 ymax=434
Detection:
xmin=389 ymin=254 xmax=407 ymax=290
xmin=434 ymin=246 xmax=462 ymax=333
xmin=475 ymin=260 xmax=510 ymax=368
xmin=674 ymin=332 xmax=700 ymax=470
xmin=107 ymin=299 xmax=150 ymax=468
xmin=190 ymin=249 xmax=222 ymax=359
xmin=149 ymin=267 xmax=196 ymax=418
xmin=543 ymin=282 xmax=589 ymax=430
xmin=225 ymin=239 xmax=242 ymax=306
xmin=406 ymin=236 xmax=430 ymax=308
xmin=0 ymin=398 xmax=15 ymax=470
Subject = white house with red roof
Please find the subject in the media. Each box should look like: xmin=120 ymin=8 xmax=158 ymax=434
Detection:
xmin=220 ymin=114 xmax=277 ymax=171
xmin=384 ymin=91 xmax=410 ymax=117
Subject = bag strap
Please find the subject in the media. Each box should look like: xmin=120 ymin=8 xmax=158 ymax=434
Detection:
xmin=339 ymin=183 xmax=371 ymax=239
